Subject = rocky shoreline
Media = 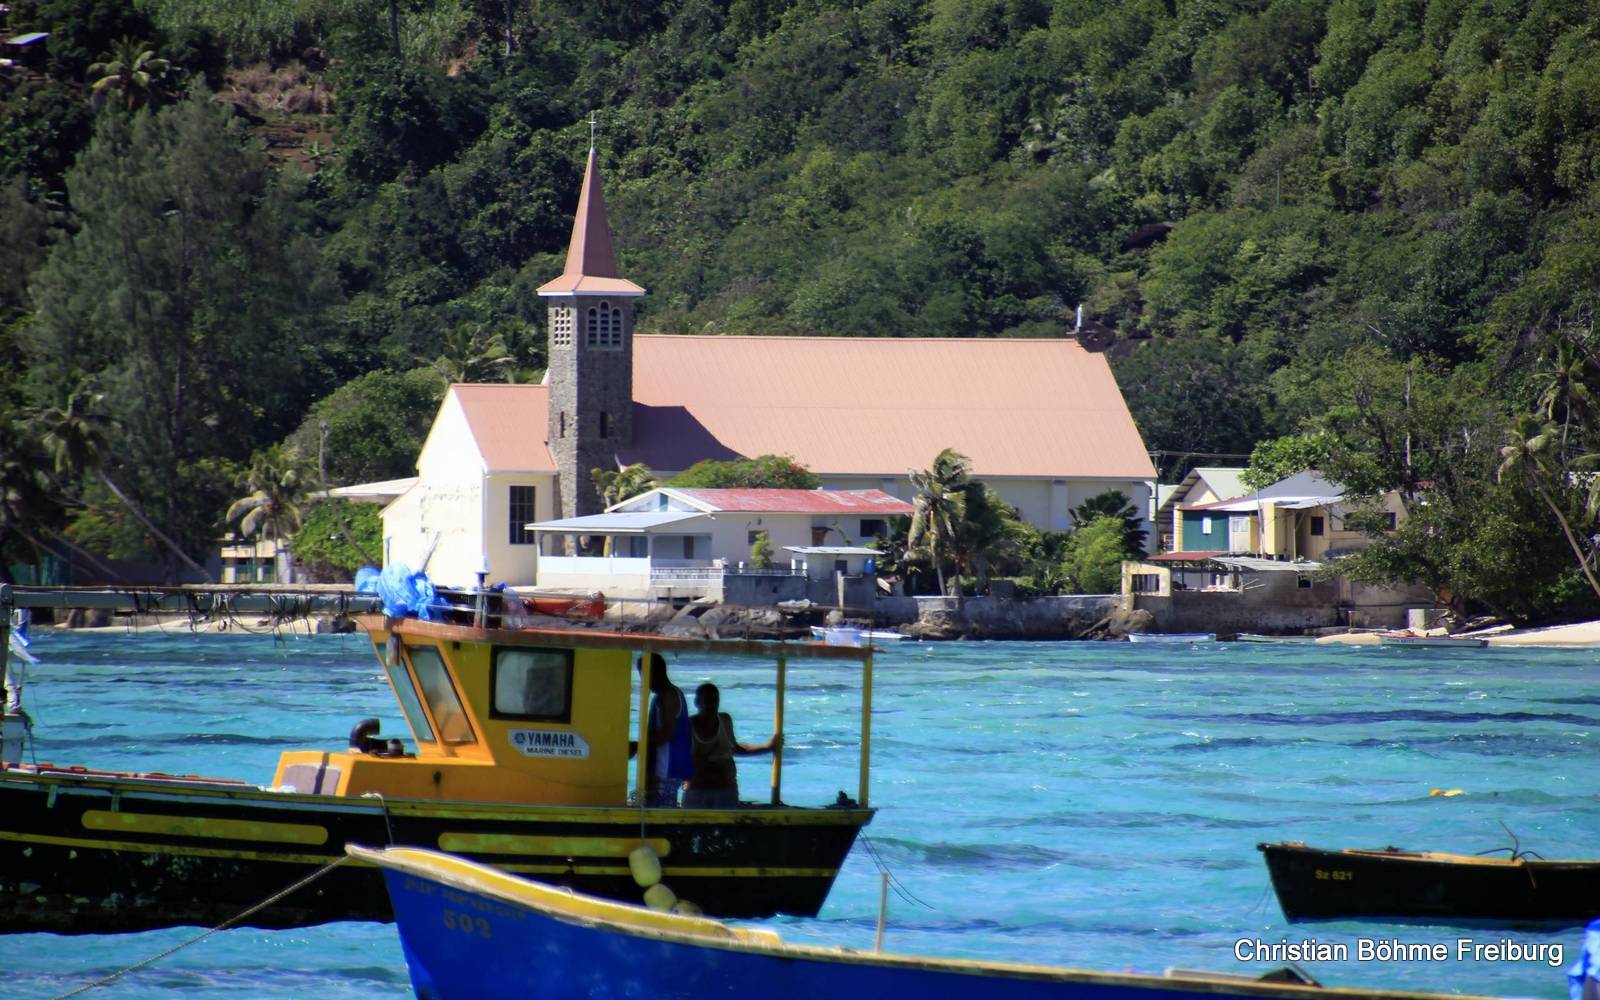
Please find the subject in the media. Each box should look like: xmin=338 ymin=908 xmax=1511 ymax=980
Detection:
xmin=42 ymin=600 xmax=1155 ymax=642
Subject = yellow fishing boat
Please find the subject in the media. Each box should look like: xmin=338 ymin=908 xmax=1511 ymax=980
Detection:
xmin=0 ymin=585 xmax=877 ymax=933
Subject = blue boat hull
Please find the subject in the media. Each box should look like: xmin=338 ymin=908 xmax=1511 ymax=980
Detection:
xmin=370 ymin=850 xmax=1445 ymax=1000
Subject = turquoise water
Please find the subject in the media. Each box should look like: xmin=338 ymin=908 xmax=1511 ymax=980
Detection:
xmin=4 ymin=631 xmax=1597 ymax=999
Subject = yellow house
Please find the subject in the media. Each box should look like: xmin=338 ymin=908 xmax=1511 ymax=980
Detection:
xmin=1176 ymin=471 xmax=1406 ymax=560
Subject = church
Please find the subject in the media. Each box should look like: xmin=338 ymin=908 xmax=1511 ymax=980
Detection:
xmin=378 ymin=145 xmax=1156 ymax=588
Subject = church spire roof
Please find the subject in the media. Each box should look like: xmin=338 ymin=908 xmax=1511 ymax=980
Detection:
xmin=537 ymin=145 xmax=646 ymax=297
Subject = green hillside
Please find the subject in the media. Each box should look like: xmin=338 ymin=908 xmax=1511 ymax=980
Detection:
xmin=5 ymin=0 xmax=1600 ymax=617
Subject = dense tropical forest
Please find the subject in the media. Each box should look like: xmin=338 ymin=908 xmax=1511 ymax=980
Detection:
xmin=6 ymin=0 xmax=1600 ymax=618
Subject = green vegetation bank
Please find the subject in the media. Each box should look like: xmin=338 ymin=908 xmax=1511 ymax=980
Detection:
xmin=4 ymin=0 xmax=1600 ymax=618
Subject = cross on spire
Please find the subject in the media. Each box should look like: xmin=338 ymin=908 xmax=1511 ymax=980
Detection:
xmin=587 ymin=112 xmax=598 ymax=150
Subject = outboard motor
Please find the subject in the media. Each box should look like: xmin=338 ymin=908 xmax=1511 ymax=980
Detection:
xmin=348 ymin=717 xmax=382 ymax=754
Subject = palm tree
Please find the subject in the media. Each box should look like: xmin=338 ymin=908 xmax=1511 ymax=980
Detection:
xmin=227 ymin=445 xmax=311 ymax=583
xmin=592 ymin=463 xmax=658 ymax=509
xmin=947 ymin=483 xmax=1036 ymax=591
xmin=87 ymin=37 xmax=173 ymax=112
xmin=1498 ymin=413 xmax=1600 ymax=602
xmin=0 ymin=431 xmax=54 ymax=583
xmin=590 ymin=463 xmax=658 ymax=555
xmin=29 ymin=384 xmax=212 ymax=581
xmin=427 ymin=323 xmax=514 ymax=384
xmin=1069 ymin=489 xmax=1148 ymax=557
xmin=906 ymin=448 xmax=972 ymax=597
xmin=1538 ymin=335 xmax=1598 ymax=455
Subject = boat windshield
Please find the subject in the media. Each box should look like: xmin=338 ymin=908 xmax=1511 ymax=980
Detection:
xmin=384 ymin=659 xmax=435 ymax=744
xmin=491 ymin=647 xmax=573 ymax=721
xmin=407 ymin=646 xmax=476 ymax=744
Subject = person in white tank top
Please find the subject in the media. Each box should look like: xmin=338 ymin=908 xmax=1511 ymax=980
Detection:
xmin=682 ymin=683 xmax=780 ymax=809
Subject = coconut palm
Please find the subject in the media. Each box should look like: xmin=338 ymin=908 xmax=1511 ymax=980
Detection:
xmin=1069 ymin=489 xmax=1148 ymax=557
xmin=228 ymin=445 xmax=310 ymax=542
xmin=87 ymin=37 xmax=173 ymax=112
xmin=29 ymin=384 xmax=211 ymax=581
xmin=0 ymin=429 xmax=54 ymax=582
xmin=947 ymin=483 xmax=1036 ymax=591
xmin=1538 ymin=335 xmax=1599 ymax=455
xmin=906 ymin=448 xmax=972 ymax=597
xmin=592 ymin=463 xmax=658 ymax=509
xmin=427 ymin=323 xmax=514 ymax=384
xmin=1498 ymin=413 xmax=1600 ymax=601
xmin=227 ymin=446 xmax=311 ymax=583
xmin=590 ymin=463 xmax=658 ymax=555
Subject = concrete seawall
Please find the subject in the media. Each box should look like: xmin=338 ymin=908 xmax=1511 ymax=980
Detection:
xmin=873 ymin=594 xmax=1122 ymax=639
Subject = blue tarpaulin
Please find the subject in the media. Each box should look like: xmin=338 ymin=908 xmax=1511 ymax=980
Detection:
xmin=1570 ymin=918 xmax=1600 ymax=1000
xmin=355 ymin=564 xmax=437 ymax=621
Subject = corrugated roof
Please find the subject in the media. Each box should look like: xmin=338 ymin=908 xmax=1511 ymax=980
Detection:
xmin=325 ymin=476 xmax=419 ymax=501
xmin=6 ymin=32 xmax=48 ymax=45
xmin=447 ymin=336 xmax=1155 ymax=481
xmin=1191 ymin=471 xmax=1344 ymax=512
xmin=1213 ymin=556 xmax=1323 ymax=572
xmin=1164 ymin=467 xmax=1248 ymax=513
xmin=786 ymin=545 xmax=882 ymax=555
xmin=529 ymin=511 xmax=706 ymax=532
xmin=670 ymin=488 xmax=914 ymax=515
xmin=451 ymin=384 xmax=557 ymax=472
xmin=625 ymin=335 xmax=1155 ymax=480
xmin=1144 ymin=550 xmax=1227 ymax=562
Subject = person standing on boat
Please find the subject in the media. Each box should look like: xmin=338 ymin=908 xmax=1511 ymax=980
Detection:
xmin=634 ymin=654 xmax=693 ymax=806
xmin=682 ymin=683 xmax=779 ymax=808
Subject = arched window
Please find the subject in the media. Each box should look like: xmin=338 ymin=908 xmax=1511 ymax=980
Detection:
xmin=607 ymin=304 xmax=623 ymax=347
xmin=559 ymin=411 xmax=567 ymax=438
xmin=583 ymin=301 xmax=624 ymax=349
xmin=599 ymin=412 xmax=610 ymax=439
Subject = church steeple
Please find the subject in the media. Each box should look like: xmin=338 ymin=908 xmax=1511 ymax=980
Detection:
xmin=537 ymin=147 xmax=645 ymax=298
xmin=539 ymin=138 xmax=644 ymax=522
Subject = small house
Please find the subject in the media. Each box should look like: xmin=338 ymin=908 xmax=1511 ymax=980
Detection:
xmin=1177 ymin=471 xmax=1405 ymax=561
xmin=524 ymin=487 xmax=913 ymax=602
xmin=1156 ymin=467 xmax=1247 ymax=553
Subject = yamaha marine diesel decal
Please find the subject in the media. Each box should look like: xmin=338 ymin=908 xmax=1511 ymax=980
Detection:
xmin=508 ymin=729 xmax=590 ymax=759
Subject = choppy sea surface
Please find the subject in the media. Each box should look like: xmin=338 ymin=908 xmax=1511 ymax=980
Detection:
xmin=3 ymin=629 xmax=1597 ymax=998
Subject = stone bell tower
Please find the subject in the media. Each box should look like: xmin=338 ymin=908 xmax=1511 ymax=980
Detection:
xmin=537 ymin=144 xmax=646 ymax=520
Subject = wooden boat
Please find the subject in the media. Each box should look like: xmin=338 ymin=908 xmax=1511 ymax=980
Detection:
xmin=1126 ymin=632 xmax=1216 ymax=643
xmin=518 ymin=593 xmax=606 ymax=619
xmin=1259 ymin=841 xmax=1600 ymax=924
xmin=356 ymin=844 xmax=1494 ymax=1000
xmin=810 ymin=626 xmax=907 ymax=643
xmin=1377 ymin=631 xmax=1487 ymax=648
xmin=1233 ymin=634 xmax=1315 ymax=644
xmin=0 ymin=584 xmax=876 ymax=934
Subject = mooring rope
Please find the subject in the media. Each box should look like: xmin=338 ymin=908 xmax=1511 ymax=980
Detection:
xmin=362 ymin=790 xmax=396 ymax=845
xmin=858 ymin=833 xmax=934 ymax=911
xmin=47 ymin=855 xmax=352 ymax=1000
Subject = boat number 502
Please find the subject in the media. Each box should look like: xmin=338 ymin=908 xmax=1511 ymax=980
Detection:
xmin=442 ymin=908 xmax=493 ymax=939
xmin=1313 ymin=869 xmax=1353 ymax=881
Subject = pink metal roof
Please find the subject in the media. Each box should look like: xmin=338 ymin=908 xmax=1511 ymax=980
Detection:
xmin=673 ymin=488 xmax=914 ymax=515
xmin=537 ymin=147 xmax=645 ymax=297
xmin=450 ymin=383 xmax=556 ymax=471
xmin=626 ymin=335 xmax=1155 ymax=480
xmin=448 ymin=336 xmax=1155 ymax=481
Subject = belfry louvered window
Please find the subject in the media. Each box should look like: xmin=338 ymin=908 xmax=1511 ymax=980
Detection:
xmin=584 ymin=302 xmax=623 ymax=349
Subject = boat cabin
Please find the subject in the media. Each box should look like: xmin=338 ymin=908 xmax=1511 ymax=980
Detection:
xmin=271 ymin=616 xmax=876 ymax=810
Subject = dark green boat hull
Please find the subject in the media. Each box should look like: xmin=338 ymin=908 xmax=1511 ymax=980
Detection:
xmin=0 ymin=767 xmax=869 ymax=934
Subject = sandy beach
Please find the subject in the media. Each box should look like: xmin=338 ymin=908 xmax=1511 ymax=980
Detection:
xmin=1315 ymin=620 xmax=1600 ymax=647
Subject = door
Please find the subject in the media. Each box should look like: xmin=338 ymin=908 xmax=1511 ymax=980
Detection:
xmin=1228 ymin=515 xmax=1251 ymax=553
